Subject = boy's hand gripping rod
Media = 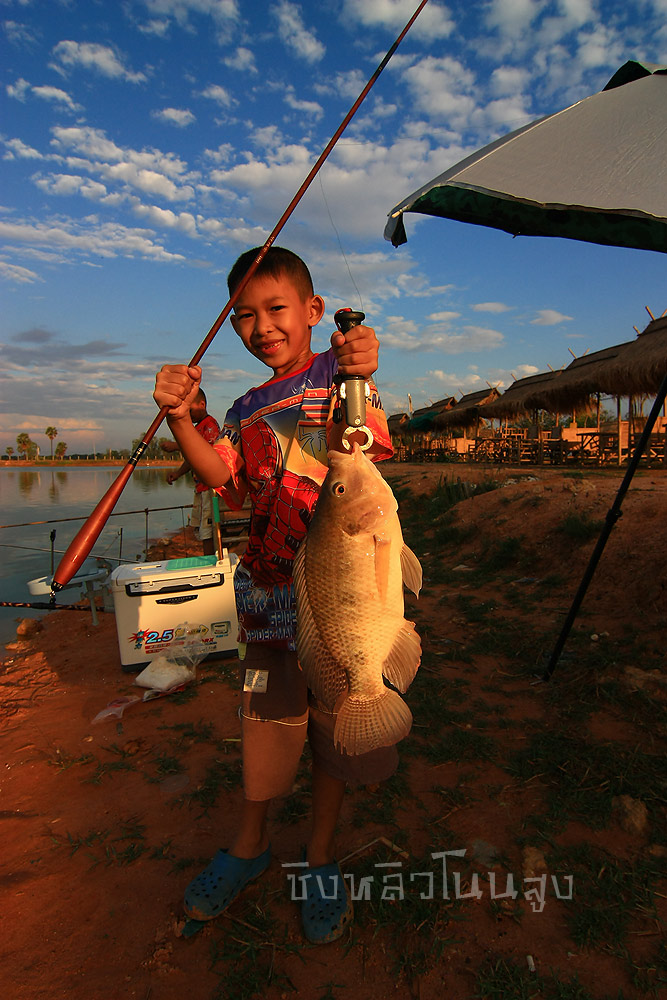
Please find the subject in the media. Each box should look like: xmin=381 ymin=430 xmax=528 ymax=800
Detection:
xmin=333 ymin=308 xmax=374 ymax=451
xmin=51 ymin=0 xmax=429 ymax=594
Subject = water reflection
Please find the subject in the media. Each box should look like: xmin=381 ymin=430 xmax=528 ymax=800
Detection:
xmin=19 ymin=470 xmax=40 ymax=497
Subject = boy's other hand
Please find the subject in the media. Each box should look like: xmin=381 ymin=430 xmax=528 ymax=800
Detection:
xmin=154 ymin=365 xmax=202 ymax=421
xmin=331 ymin=323 xmax=379 ymax=377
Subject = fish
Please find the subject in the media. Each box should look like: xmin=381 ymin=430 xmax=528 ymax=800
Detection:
xmin=293 ymin=443 xmax=422 ymax=755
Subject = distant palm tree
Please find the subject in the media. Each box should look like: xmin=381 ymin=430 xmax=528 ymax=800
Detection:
xmin=16 ymin=432 xmax=32 ymax=460
xmin=6 ymin=446 xmax=14 ymax=459
xmin=45 ymin=426 xmax=58 ymax=460
xmin=55 ymin=441 xmax=67 ymax=460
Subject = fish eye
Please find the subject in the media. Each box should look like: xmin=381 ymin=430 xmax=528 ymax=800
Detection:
xmin=331 ymin=481 xmax=346 ymax=496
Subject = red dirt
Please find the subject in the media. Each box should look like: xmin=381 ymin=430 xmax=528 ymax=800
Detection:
xmin=1 ymin=462 xmax=665 ymax=1000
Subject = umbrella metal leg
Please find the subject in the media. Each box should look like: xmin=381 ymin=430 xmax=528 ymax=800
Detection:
xmin=543 ymin=370 xmax=667 ymax=681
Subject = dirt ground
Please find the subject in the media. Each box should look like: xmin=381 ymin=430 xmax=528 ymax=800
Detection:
xmin=1 ymin=461 xmax=665 ymax=1000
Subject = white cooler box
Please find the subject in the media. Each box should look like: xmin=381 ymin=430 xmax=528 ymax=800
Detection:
xmin=110 ymin=552 xmax=239 ymax=669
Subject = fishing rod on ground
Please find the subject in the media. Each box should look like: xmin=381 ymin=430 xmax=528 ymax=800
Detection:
xmin=51 ymin=0 xmax=430 ymax=597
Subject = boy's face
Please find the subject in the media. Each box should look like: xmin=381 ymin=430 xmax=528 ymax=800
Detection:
xmin=231 ymin=273 xmax=324 ymax=378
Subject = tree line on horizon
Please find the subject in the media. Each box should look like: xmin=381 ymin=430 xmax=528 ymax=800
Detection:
xmin=4 ymin=430 xmax=181 ymax=461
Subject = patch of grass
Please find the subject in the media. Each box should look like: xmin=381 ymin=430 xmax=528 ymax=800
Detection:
xmin=548 ymin=842 xmax=664 ymax=950
xmin=506 ymin=731 xmax=666 ymax=832
xmin=420 ymin=725 xmax=498 ymax=766
xmin=86 ymin=744 xmax=137 ymax=784
xmin=557 ymin=511 xmax=605 ymax=542
xmin=45 ymin=747 xmax=95 ymax=771
xmin=474 ymin=956 xmax=605 ymax=1000
xmin=55 ymin=817 xmax=147 ymax=868
xmin=178 ymin=757 xmax=242 ymax=814
xmin=351 ymin=766 xmax=411 ymax=828
xmin=208 ymin=894 xmax=299 ymax=1000
xmin=479 ymin=535 xmax=524 ymax=573
xmin=159 ymin=719 xmax=217 ymax=748
xmin=349 ymin=845 xmax=465 ymax=988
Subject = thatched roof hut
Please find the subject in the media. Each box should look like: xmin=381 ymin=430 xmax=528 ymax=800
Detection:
xmin=406 ymin=396 xmax=456 ymax=432
xmin=387 ymin=412 xmax=411 ymax=437
xmin=483 ymin=370 xmax=563 ymax=419
xmin=434 ymin=386 xmax=501 ymax=429
xmin=602 ymin=315 xmax=667 ymax=395
xmin=527 ymin=342 xmax=631 ymax=412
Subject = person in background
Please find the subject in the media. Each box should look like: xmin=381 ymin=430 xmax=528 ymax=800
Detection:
xmin=162 ymin=388 xmax=220 ymax=556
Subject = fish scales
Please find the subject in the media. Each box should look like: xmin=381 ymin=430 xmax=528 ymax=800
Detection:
xmin=293 ymin=444 xmax=422 ymax=755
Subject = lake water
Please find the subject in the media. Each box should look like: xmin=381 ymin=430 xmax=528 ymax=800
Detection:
xmin=0 ymin=466 xmax=194 ymax=646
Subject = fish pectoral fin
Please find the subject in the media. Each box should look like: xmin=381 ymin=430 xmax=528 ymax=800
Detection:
xmin=374 ymin=532 xmax=392 ymax=603
xmin=401 ymin=543 xmax=422 ymax=597
xmin=333 ymin=689 xmax=412 ymax=755
xmin=382 ymin=620 xmax=421 ymax=692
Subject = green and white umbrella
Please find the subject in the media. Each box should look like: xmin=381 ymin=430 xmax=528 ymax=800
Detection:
xmin=385 ymin=60 xmax=667 ymax=254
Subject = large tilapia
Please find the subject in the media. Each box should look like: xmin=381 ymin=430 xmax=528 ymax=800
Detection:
xmin=293 ymin=444 xmax=422 ymax=755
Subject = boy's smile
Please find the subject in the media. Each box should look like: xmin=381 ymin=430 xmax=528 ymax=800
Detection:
xmin=231 ymin=274 xmax=325 ymax=379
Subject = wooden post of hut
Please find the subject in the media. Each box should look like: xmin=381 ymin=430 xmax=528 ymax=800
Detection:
xmin=616 ymin=396 xmax=622 ymax=466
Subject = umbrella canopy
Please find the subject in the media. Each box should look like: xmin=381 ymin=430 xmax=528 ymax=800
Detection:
xmin=385 ymin=60 xmax=667 ymax=254
xmin=434 ymin=386 xmax=500 ymax=429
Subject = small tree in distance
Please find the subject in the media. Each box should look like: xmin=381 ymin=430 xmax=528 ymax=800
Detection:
xmin=45 ymin=426 xmax=58 ymax=459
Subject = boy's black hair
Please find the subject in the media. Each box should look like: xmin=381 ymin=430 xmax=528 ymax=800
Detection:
xmin=227 ymin=246 xmax=314 ymax=301
xmin=195 ymin=388 xmax=207 ymax=405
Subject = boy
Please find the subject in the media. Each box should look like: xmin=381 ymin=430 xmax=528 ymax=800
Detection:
xmin=153 ymin=247 xmax=394 ymax=944
xmin=162 ymin=388 xmax=220 ymax=555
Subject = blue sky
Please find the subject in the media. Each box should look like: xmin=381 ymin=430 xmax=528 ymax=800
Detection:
xmin=2 ymin=0 xmax=666 ymax=452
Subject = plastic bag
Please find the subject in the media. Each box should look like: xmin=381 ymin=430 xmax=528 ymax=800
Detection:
xmin=134 ymin=621 xmax=208 ymax=693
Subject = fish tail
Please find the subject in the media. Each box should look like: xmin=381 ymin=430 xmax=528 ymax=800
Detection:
xmin=333 ymin=689 xmax=412 ymax=756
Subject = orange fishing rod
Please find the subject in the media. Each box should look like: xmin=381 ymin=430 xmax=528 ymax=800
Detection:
xmin=52 ymin=0 xmax=429 ymax=594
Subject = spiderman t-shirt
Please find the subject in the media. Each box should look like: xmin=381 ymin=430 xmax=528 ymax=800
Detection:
xmin=213 ymin=348 xmax=392 ymax=646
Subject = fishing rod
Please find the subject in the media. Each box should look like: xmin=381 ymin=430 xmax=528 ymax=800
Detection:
xmin=51 ymin=0 xmax=430 ymax=595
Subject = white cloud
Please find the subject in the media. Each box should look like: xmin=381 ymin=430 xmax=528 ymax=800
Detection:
xmin=33 ymin=174 xmax=110 ymax=202
xmin=272 ymin=1 xmax=325 ymax=64
xmin=427 ymin=310 xmax=460 ymax=322
xmin=402 ymin=56 xmax=477 ymax=126
xmin=200 ymin=83 xmax=233 ymax=107
xmin=0 ymin=259 xmax=41 ymax=283
xmin=0 ymin=216 xmax=186 ymax=263
xmin=142 ymin=0 xmax=240 ymax=41
xmin=486 ymin=0 xmax=546 ymax=35
xmin=152 ymin=107 xmax=196 ymax=126
xmin=531 ymin=309 xmax=573 ymax=325
xmin=284 ymin=89 xmax=323 ymax=118
xmin=489 ymin=65 xmax=530 ymax=96
xmin=472 ymin=301 xmax=512 ymax=313
xmin=31 ymin=84 xmax=82 ymax=110
xmin=3 ymin=137 xmax=43 ymax=160
xmin=51 ymin=41 xmax=147 ymax=83
xmin=7 ymin=77 xmax=81 ymax=110
xmin=49 ymin=126 xmax=196 ymax=202
xmin=137 ymin=18 xmax=171 ymax=37
xmin=341 ymin=0 xmax=455 ymax=41
xmin=223 ymin=46 xmax=257 ymax=73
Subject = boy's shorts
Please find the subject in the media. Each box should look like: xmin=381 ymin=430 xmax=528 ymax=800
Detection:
xmin=240 ymin=643 xmax=399 ymax=801
xmin=190 ymin=489 xmax=213 ymax=541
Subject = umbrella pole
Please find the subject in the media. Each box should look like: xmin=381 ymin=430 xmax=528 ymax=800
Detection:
xmin=543 ymin=370 xmax=667 ymax=682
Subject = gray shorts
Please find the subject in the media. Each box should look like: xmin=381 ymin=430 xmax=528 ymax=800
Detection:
xmin=239 ymin=643 xmax=399 ymax=801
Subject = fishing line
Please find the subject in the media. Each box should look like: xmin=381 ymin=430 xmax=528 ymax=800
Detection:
xmin=318 ymin=172 xmax=364 ymax=312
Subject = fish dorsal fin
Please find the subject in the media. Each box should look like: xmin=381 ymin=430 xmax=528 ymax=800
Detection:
xmin=382 ymin=619 xmax=421 ymax=693
xmin=374 ymin=532 xmax=392 ymax=603
xmin=401 ymin=544 xmax=422 ymax=597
